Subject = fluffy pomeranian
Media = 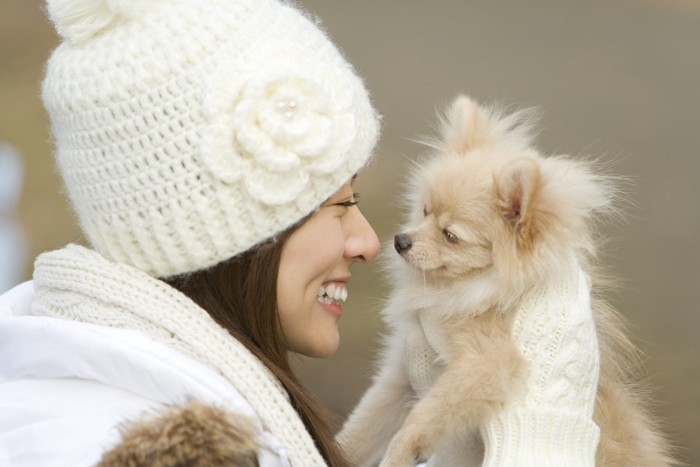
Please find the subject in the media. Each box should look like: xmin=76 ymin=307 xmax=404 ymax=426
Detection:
xmin=338 ymin=96 xmax=675 ymax=466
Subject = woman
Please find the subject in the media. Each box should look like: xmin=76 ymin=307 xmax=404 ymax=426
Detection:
xmin=0 ymin=0 xmax=600 ymax=465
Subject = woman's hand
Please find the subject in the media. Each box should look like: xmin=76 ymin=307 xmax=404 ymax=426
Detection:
xmin=480 ymin=264 xmax=601 ymax=466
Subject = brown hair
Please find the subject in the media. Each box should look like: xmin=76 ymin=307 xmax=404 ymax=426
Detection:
xmin=163 ymin=225 xmax=349 ymax=466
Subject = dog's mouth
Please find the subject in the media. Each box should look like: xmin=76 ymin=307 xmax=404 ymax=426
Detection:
xmin=393 ymin=232 xmax=445 ymax=273
xmin=394 ymin=232 xmax=492 ymax=281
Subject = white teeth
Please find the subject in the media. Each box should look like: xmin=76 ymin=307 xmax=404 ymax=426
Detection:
xmin=316 ymin=283 xmax=348 ymax=304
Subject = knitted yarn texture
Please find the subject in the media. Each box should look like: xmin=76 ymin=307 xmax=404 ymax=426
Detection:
xmin=31 ymin=244 xmax=326 ymax=466
xmin=42 ymin=0 xmax=380 ymax=278
xmin=404 ymin=318 xmax=443 ymax=399
xmin=403 ymin=263 xmax=601 ymax=466
xmin=481 ymin=264 xmax=600 ymax=466
xmin=506 ymin=265 xmax=599 ymax=415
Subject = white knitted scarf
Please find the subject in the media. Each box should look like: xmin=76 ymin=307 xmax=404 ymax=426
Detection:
xmin=31 ymin=244 xmax=326 ymax=467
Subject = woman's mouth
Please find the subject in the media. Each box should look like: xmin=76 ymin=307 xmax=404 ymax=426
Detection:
xmin=316 ymin=283 xmax=348 ymax=305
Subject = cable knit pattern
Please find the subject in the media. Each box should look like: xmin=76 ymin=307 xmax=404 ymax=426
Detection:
xmin=41 ymin=0 xmax=379 ymax=278
xmin=508 ymin=265 xmax=599 ymax=413
xmin=481 ymin=263 xmax=601 ymax=466
xmin=31 ymin=244 xmax=326 ymax=467
xmin=402 ymin=263 xmax=600 ymax=466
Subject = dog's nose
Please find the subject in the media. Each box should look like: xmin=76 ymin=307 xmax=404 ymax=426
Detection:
xmin=394 ymin=233 xmax=412 ymax=253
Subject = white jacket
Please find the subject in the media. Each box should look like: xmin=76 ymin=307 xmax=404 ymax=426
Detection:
xmin=0 ymin=245 xmax=325 ymax=466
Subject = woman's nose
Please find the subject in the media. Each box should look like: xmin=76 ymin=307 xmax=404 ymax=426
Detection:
xmin=345 ymin=208 xmax=380 ymax=263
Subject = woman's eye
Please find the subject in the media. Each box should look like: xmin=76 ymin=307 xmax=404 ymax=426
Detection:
xmin=443 ymin=229 xmax=458 ymax=243
xmin=333 ymin=192 xmax=360 ymax=208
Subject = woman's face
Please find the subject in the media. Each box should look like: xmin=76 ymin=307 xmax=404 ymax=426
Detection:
xmin=276 ymin=181 xmax=380 ymax=357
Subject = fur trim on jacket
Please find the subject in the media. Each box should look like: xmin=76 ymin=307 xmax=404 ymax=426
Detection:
xmin=98 ymin=400 xmax=259 ymax=467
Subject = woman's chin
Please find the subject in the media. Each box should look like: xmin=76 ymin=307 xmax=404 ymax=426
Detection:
xmin=296 ymin=329 xmax=340 ymax=358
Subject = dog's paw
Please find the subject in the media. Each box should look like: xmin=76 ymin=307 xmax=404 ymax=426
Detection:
xmin=379 ymin=431 xmax=426 ymax=467
xmin=379 ymin=452 xmax=419 ymax=467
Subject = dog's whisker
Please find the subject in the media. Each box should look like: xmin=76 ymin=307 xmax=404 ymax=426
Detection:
xmin=340 ymin=95 xmax=675 ymax=466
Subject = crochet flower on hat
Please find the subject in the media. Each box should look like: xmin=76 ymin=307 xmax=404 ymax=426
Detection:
xmin=201 ymin=58 xmax=357 ymax=206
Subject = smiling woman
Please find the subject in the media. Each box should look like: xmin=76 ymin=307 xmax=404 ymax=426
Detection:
xmin=161 ymin=180 xmax=379 ymax=464
xmin=4 ymin=0 xmax=678 ymax=465
xmin=0 ymin=0 xmax=380 ymax=465
xmin=278 ymin=184 xmax=379 ymax=358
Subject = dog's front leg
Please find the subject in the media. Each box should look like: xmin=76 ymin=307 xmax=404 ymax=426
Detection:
xmin=338 ymin=332 xmax=415 ymax=466
xmin=379 ymin=324 xmax=526 ymax=466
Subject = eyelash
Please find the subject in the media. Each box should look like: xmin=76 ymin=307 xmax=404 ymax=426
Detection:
xmin=333 ymin=192 xmax=360 ymax=208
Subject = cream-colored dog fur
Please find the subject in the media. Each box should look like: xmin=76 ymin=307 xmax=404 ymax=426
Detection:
xmin=338 ymin=96 xmax=675 ymax=466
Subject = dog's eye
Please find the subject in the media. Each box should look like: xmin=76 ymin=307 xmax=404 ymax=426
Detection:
xmin=422 ymin=206 xmax=428 ymax=216
xmin=443 ymin=229 xmax=458 ymax=243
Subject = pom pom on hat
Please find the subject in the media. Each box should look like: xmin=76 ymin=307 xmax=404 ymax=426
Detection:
xmin=42 ymin=0 xmax=380 ymax=277
xmin=46 ymin=0 xmax=165 ymax=45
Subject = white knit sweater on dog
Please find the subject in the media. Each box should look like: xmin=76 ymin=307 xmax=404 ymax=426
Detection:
xmin=405 ymin=264 xmax=601 ymax=466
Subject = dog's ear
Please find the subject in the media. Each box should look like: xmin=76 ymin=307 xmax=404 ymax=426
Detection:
xmin=494 ymin=158 xmax=541 ymax=239
xmin=440 ymin=95 xmax=493 ymax=154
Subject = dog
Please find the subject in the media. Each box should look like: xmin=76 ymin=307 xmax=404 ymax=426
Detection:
xmin=337 ymin=96 xmax=675 ymax=466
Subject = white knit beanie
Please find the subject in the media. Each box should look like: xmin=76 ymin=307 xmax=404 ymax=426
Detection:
xmin=42 ymin=0 xmax=380 ymax=278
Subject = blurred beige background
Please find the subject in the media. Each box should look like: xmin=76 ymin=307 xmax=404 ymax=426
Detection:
xmin=1 ymin=0 xmax=698 ymax=464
